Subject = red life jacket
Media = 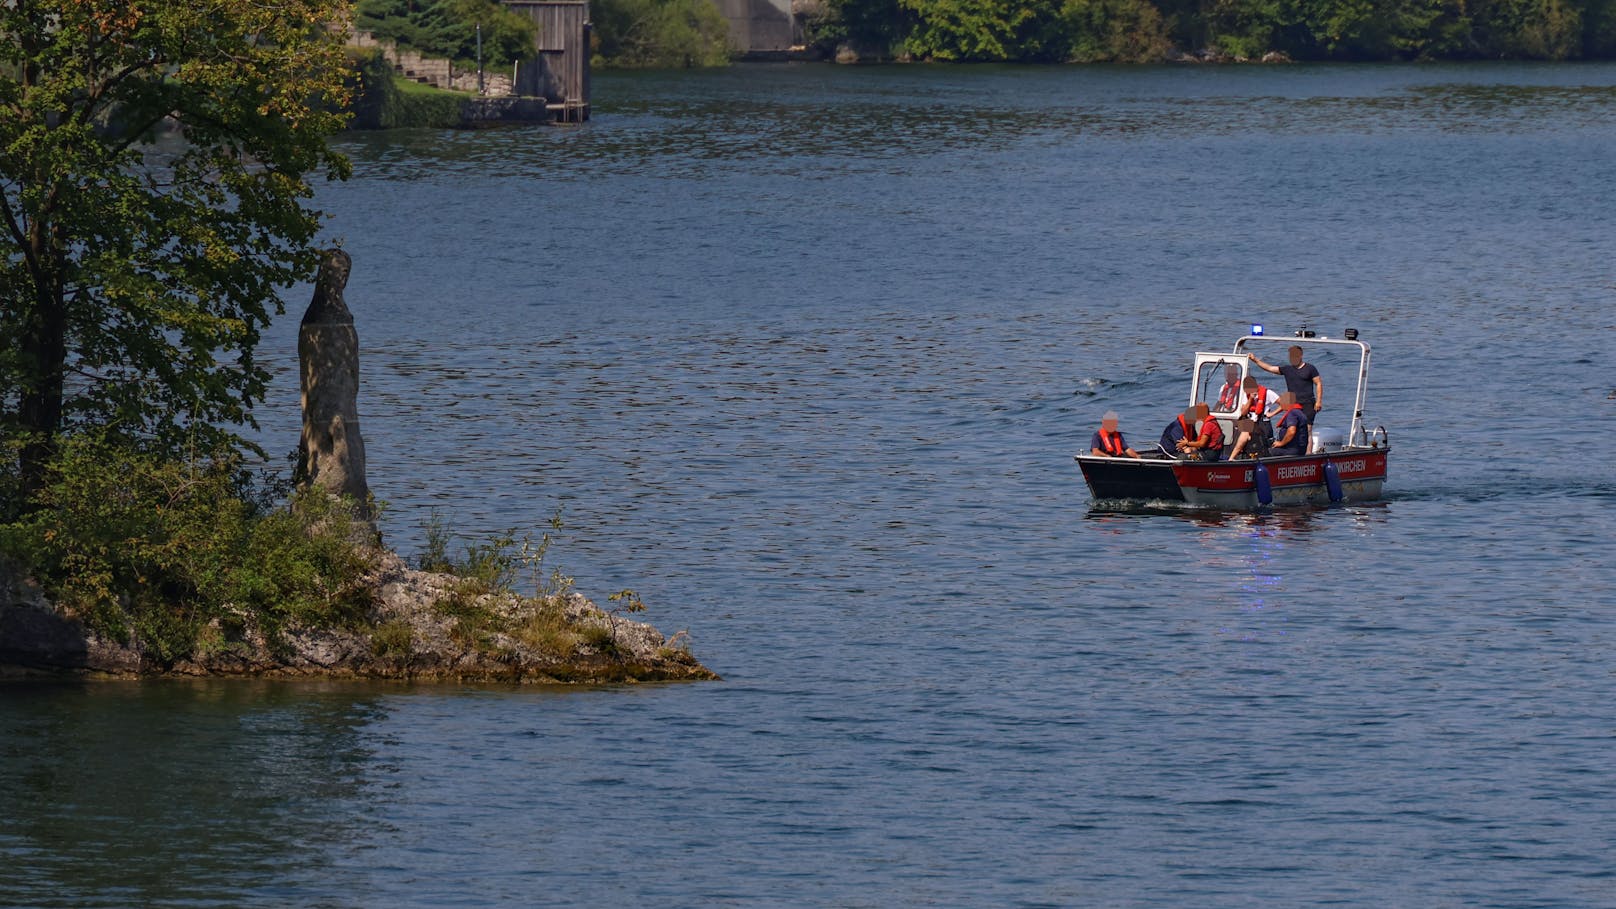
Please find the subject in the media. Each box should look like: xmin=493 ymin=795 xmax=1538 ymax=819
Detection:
xmin=1276 ymin=404 xmax=1306 ymax=448
xmin=1177 ymin=414 xmax=1195 ymax=443
xmin=1216 ymin=383 xmax=1239 ymax=410
xmin=1244 ymin=389 xmax=1271 ymax=418
xmin=1098 ymin=429 xmax=1126 ymax=455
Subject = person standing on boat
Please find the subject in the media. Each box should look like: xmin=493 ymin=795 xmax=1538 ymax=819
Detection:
xmin=1179 ymin=402 xmax=1224 ymax=461
xmin=1090 ymin=411 xmax=1141 ymax=458
xmin=1249 ymin=346 xmax=1322 ymax=423
xmin=1269 ymin=392 xmax=1311 ymax=457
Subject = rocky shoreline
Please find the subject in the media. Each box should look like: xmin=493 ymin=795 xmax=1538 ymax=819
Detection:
xmin=0 ymin=551 xmax=719 ymax=683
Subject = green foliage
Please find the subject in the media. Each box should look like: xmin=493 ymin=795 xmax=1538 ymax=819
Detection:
xmin=344 ymin=49 xmax=468 ymax=130
xmin=1202 ymin=0 xmax=1284 ymax=57
xmin=810 ymin=0 xmax=910 ymax=56
xmin=899 ymin=0 xmax=1039 ymax=59
xmin=1471 ymin=0 xmax=1583 ymax=58
xmin=0 ymin=0 xmax=353 ymax=489
xmin=591 ymin=0 xmax=733 ymax=67
xmin=411 ymin=510 xmax=583 ymax=657
xmin=0 ymin=434 xmax=378 ymax=667
xmin=370 ymin=619 xmax=415 ymax=658
xmin=413 ymin=509 xmax=573 ymax=599
xmin=355 ymin=0 xmax=537 ymax=67
xmin=819 ymin=0 xmax=1615 ymax=60
xmin=416 ymin=510 xmax=457 ymax=574
xmin=1057 ymin=0 xmax=1173 ymax=61
xmin=511 ymin=600 xmax=581 ymax=657
xmin=1585 ymin=0 xmax=1616 ymax=55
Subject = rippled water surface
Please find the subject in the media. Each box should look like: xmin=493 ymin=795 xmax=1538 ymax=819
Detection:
xmin=5 ymin=63 xmax=1616 ymax=907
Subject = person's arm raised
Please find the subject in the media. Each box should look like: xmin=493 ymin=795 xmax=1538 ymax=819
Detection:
xmin=1248 ymin=352 xmax=1280 ymax=375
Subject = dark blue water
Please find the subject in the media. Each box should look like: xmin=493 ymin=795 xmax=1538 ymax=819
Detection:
xmin=4 ymin=63 xmax=1616 ymax=907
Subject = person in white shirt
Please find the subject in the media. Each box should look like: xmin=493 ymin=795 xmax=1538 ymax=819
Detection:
xmin=1226 ymin=377 xmax=1283 ymax=459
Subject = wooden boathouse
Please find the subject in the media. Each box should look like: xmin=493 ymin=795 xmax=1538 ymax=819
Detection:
xmin=504 ymin=0 xmax=591 ymax=122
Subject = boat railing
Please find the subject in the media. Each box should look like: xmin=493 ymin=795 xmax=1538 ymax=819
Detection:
xmin=1352 ymin=425 xmax=1389 ymax=448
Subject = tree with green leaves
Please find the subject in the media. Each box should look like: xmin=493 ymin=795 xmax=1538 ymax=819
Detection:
xmin=590 ymin=0 xmax=732 ymax=67
xmin=355 ymin=0 xmax=537 ymax=67
xmin=1 ymin=0 xmax=352 ymax=499
xmin=816 ymin=0 xmax=1612 ymax=59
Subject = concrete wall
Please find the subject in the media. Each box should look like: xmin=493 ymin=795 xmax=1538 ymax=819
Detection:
xmin=713 ymin=0 xmax=793 ymax=54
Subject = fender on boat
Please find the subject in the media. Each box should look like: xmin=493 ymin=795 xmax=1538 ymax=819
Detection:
xmin=1254 ymin=460 xmax=1272 ymax=505
xmin=1323 ymin=458 xmax=1343 ymax=502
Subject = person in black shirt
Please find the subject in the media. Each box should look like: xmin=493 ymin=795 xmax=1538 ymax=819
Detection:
xmin=1249 ymin=346 xmax=1322 ymax=423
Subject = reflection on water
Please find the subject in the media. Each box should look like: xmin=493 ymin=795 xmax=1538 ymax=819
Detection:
xmin=0 ymin=683 xmax=384 ymax=908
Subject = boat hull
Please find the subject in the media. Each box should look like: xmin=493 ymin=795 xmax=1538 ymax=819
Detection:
xmin=1077 ymin=448 xmax=1389 ymax=508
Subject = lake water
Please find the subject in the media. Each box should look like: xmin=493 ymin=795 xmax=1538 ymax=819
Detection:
xmin=5 ymin=63 xmax=1616 ymax=907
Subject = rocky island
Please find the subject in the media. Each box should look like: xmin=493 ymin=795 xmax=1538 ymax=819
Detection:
xmin=0 ymin=251 xmax=716 ymax=684
xmin=0 ymin=551 xmax=717 ymax=683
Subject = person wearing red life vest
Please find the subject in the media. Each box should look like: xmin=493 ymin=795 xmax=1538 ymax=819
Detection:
xmin=1161 ymin=406 xmax=1204 ymax=457
xmin=1238 ymin=375 xmax=1283 ymax=420
xmin=1227 ymin=378 xmax=1283 ymax=459
xmin=1089 ymin=411 xmax=1140 ymax=458
xmin=1213 ymin=363 xmax=1243 ymax=412
xmin=1179 ymin=402 xmax=1225 ymax=461
xmin=1269 ymin=391 xmax=1311 ymax=456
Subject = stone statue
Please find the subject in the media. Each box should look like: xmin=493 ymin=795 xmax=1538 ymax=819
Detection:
xmin=297 ymin=248 xmax=375 ymax=535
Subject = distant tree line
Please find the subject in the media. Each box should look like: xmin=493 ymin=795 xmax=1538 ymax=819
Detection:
xmin=355 ymin=0 xmax=536 ymax=67
xmin=803 ymin=0 xmax=1616 ymax=62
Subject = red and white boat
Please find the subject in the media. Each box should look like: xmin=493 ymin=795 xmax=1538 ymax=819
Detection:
xmin=1076 ymin=329 xmax=1390 ymax=508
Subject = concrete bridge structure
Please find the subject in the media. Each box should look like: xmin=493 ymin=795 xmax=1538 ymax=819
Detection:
xmin=713 ymin=0 xmax=794 ymax=56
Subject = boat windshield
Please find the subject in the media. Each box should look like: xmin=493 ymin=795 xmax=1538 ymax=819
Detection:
xmin=1195 ymin=358 xmax=1246 ymax=415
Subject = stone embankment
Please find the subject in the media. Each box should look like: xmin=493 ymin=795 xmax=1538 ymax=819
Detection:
xmin=349 ymin=29 xmax=514 ymax=96
xmin=0 ymin=553 xmax=718 ymax=683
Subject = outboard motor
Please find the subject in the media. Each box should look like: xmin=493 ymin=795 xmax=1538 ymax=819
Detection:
xmin=1310 ymin=427 xmax=1345 ymax=454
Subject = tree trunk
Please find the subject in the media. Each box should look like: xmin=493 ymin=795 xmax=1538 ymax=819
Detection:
xmin=14 ymin=240 xmax=66 ymax=499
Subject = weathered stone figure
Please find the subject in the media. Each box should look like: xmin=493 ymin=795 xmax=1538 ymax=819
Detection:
xmin=298 ymin=248 xmax=374 ymax=533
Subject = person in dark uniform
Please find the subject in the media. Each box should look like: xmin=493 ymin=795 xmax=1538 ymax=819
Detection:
xmin=1160 ymin=406 xmax=1198 ymax=457
xmin=1090 ymin=411 xmax=1141 ymax=458
xmin=1249 ymin=345 xmax=1322 ymax=423
xmin=1269 ymin=392 xmax=1311 ymax=456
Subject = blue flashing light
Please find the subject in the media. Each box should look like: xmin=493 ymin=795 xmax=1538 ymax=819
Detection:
xmin=1250 ymin=323 xmax=1265 ymax=336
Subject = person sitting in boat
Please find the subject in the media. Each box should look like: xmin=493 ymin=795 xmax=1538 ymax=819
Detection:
xmin=1226 ymin=378 xmax=1282 ymax=459
xmin=1213 ymin=363 xmax=1244 ymax=412
xmin=1160 ymin=406 xmax=1199 ymax=456
xmin=1178 ymin=402 xmax=1224 ymax=461
xmin=1268 ymin=391 xmax=1311 ymax=457
xmin=1249 ymin=346 xmax=1322 ymax=423
xmin=1238 ymin=375 xmax=1283 ymax=420
xmin=1090 ymin=411 xmax=1141 ymax=458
